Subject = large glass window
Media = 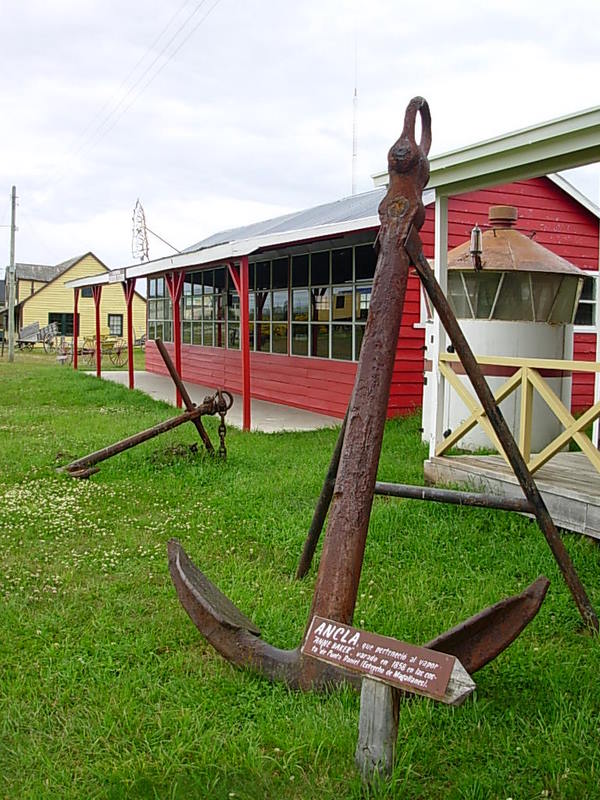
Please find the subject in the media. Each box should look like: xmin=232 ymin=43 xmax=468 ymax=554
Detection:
xmin=290 ymin=244 xmax=375 ymax=360
xmin=48 ymin=312 xmax=79 ymax=337
xmin=147 ymin=278 xmax=172 ymax=342
xmin=146 ymin=241 xmax=376 ymax=360
xmin=107 ymin=314 xmax=123 ymax=336
xmin=176 ymin=269 xmax=228 ymax=347
xmin=447 ymin=270 xmax=584 ymax=324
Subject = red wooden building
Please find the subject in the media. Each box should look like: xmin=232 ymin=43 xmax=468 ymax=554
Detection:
xmin=139 ymin=175 xmax=598 ymax=422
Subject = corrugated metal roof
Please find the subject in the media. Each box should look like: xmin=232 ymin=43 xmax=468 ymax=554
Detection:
xmin=15 ymin=255 xmax=85 ymax=283
xmin=53 ymin=254 xmax=87 ymax=274
xmin=183 ymin=188 xmax=389 ymax=253
xmin=15 ymin=262 xmax=57 ymax=282
xmin=66 ymin=188 xmax=437 ymax=289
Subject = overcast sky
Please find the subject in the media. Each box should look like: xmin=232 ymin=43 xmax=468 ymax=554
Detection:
xmin=1 ymin=0 xmax=599 ymax=277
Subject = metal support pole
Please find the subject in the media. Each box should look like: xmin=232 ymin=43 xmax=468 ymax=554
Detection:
xmin=92 ymin=285 xmax=102 ymax=377
xmin=73 ymin=288 xmax=79 ymax=369
xmin=228 ymin=260 xmax=251 ymax=431
xmin=155 ymin=338 xmax=215 ymax=454
xmin=122 ymin=278 xmax=135 ymax=390
xmin=240 ymin=257 xmax=251 ymax=431
xmin=296 ymin=412 xmax=347 ymax=578
xmin=166 ymin=272 xmax=184 ymax=408
xmin=306 ymin=98 xmax=432 ymax=638
xmin=63 ymin=400 xmax=217 ymax=473
xmin=374 ymin=481 xmax=534 ymax=513
xmin=295 ymin=433 xmax=532 ymax=579
xmin=405 ymin=226 xmax=599 ymax=632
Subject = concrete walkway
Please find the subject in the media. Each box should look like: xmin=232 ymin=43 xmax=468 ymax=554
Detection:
xmin=99 ymin=370 xmax=341 ymax=433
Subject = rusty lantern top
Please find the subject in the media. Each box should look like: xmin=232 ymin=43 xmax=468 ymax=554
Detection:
xmin=448 ymin=205 xmax=586 ymax=276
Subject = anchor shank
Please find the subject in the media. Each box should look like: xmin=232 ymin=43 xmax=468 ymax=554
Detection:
xmin=308 ymin=98 xmax=432 ymax=628
xmin=295 ymin=411 xmax=348 ymax=580
xmin=155 ymin=338 xmax=215 ymax=454
xmin=64 ymin=402 xmax=215 ymax=472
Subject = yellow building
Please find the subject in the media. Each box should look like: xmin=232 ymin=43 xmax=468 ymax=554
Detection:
xmin=11 ymin=253 xmax=146 ymax=341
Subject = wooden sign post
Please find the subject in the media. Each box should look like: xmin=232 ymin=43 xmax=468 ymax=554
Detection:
xmin=302 ymin=616 xmax=476 ymax=780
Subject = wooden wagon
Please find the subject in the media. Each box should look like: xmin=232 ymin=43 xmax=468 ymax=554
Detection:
xmin=17 ymin=321 xmax=59 ymax=352
xmin=78 ymin=334 xmax=128 ymax=367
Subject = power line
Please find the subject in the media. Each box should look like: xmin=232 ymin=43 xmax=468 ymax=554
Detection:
xmin=69 ymin=0 xmax=213 ymax=155
xmin=43 ymin=0 xmax=222 ymax=189
xmin=17 ymin=208 xmax=60 ymax=262
xmin=95 ymin=0 xmax=223 ymax=146
xmin=55 ymin=0 xmax=197 ymax=165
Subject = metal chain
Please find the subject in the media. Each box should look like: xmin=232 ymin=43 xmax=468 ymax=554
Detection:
xmin=218 ymin=412 xmax=227 ymax=459
xmin=216 ymin=390 xmax=228 ymax=459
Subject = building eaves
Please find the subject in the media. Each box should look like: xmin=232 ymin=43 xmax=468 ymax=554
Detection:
xmin=372 ymin=104 xmax=600 ymax=198
xmin=547 ymin=173 xmax=600 ymax=219
xmin=66 ymin=187 xmax=439 ymax=289
xmin=15 ymin=254 xmax=90 ymax=284
xmin=183 ymin=188 xmax=389 ymax=253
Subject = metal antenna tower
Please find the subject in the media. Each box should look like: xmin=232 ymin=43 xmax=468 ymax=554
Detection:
xmin=131 ymin=199 xmax=181 ymax=261
xmin=131 ymin=199 xmax=150 ymax=262
xmin=351 ymin=35 xmax=358 ymax=195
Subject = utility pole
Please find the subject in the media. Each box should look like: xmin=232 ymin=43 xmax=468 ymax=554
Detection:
xmin=7 ymin=186 xmax=17 ymax=362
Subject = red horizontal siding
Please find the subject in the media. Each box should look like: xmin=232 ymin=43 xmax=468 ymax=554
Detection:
xmin=146 ymin=340 xmax=356 ymax=418
xmin=147 ymin=176 xmax=598 ymax=420
xmin=572 ymin=333 xmax=597 ymax=412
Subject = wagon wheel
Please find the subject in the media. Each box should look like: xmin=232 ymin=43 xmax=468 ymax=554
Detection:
xmin=43 ymin=334 xmax=56 ymax=354
xmin=19 ymin=341 xmax=34 ymax=351
xmin=57 ymin=340 xmax=73 ymax=365
xmin=109 ymin=340 xmax=127 ymax=367
xmin=83 ymin=337 xmax=96 ymax=365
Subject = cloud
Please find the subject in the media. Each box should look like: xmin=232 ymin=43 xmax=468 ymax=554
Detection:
xmin=0 ymin=0 xmax=598 ymax=270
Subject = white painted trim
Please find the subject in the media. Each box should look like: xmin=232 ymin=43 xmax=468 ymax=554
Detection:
xmin=573 ymin=271 xmax=598 ymax=334
xmin=428 ymin=194 xmax=448 ymax=457
xmin=593 ymin=240 xmax=600 ymax=447
xmin=372 ymin=105 xmax=600 ymax=198
xmin=548 ymin=174 xmax=600 ymax=219
xmin=66 ymin=215 xmax=381 ymax=289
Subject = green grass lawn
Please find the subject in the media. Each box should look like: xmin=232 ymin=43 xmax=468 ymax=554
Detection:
xmin=9 ymin=342 xmax=146 ymax=371
xmin=1 ymin=357 xmax=599 ymax=800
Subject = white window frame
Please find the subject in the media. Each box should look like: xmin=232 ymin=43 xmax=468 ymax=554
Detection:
xmin=415 ymin=261 xmax=435 ymax=329
xmin=574 ymin=271 xmax=598 ymax=334
xmin=107 ymin=313 xmax=123 ymax=337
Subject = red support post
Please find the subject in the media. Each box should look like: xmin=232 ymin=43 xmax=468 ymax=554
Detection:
xmin=92 ymin=285 xmax=102 ymax=378
xmin=73 ymin=288 xmax=80 ymax=370
xmin=239 ymin=258 xmax=251 ymax=431
xmin=165 ymin=272 xmax=185 ymax=408
xmin=122 ymin=278 xmax=136 ymax=390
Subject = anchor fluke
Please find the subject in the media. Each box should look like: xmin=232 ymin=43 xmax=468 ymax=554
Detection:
xmin=168 ymin=538 xmax=355 ymax=689
xmin=425 ymin=576 xmax=550 ymax=674
xmin=168 ymin=539 xmax=548 ymax=689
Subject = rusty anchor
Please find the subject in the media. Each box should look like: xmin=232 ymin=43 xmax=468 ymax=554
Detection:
xmin=61 ymin=339 xmax=233 ymax=478
xmin=168 ymin=97 xmax=565 ymax=693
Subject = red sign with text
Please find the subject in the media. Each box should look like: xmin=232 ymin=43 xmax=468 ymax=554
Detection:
xmin=302 ymin=616 xmax=455 ymax=700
